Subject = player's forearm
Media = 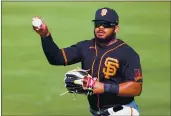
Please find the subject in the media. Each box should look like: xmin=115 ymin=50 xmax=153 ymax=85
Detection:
xmin=41 ymin=34 xmax=65 ymax=65
xmin=118 ymin=81 xmax=142 ymax=97
xmin=93 ymin=81 xmax=142 ymax=97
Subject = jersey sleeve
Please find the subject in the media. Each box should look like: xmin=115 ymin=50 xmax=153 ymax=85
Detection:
xmin=41 ymin=35 xmax=82 ymax=66
xmin=121 ymin=51 xmax=143 ymax=82
xmin=61 ymin=43 xmax=83 ymax=65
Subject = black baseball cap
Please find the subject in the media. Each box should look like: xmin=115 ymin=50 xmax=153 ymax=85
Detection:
xmin=92 ymin=7 xmax=119 ymax=25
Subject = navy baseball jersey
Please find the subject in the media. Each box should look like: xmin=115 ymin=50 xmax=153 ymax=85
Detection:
xmin=41 ymin=35 xmax=142 ymax=111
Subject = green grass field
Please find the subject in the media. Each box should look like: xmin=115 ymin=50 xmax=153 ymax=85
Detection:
xmin=2 ymin=2 xmax=170 ymax=116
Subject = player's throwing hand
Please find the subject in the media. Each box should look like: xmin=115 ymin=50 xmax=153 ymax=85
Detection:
xmin=32 ymin=16 xmax=50 ymax=38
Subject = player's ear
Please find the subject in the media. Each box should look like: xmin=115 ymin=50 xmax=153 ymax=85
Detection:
xmin=114 ymin=25 xmax=119 ymax=33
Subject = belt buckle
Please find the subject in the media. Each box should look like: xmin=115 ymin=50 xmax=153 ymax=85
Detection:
xmin=95 ymin=111 xmax=104 ymax=116
xmin=97 ymin=110 xmax=108 ymax=116
xmin=90 ymin=109 xmax=107 ymax=116
xmin=96 ymin=111 xmax=101 ymax=115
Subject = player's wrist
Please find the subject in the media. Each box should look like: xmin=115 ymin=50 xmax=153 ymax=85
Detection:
xmin=41 ymin=32 xmax=51 ymax=39
xmin=93 ymin=81 xmax=104 ymax=94
xmin=104 ymin=83 xmax=119 ymax=95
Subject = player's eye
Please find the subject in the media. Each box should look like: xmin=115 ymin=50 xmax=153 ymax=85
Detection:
xmin=94 ymin=22 xmax=114 ymax=28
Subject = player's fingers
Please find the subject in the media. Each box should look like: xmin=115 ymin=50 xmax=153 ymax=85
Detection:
xmin=32 ymin=26 xmax=40 ymax=32
xmin=40 ymin=23 xmax=46 ymax=29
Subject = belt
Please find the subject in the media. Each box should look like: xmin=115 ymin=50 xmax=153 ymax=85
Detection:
xmin=90 ymin=105 xmax=123 ymax=116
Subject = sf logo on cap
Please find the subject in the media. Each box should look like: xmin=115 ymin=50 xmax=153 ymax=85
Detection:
xmin=101 ymin=9 xmax=108 ymax=16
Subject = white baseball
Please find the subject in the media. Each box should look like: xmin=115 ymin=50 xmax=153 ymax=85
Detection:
xmin=32 ymin=18 xmax=42 ymax=28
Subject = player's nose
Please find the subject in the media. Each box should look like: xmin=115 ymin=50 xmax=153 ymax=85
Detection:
xmin=98 ymin=25 xmax=105 ymax=29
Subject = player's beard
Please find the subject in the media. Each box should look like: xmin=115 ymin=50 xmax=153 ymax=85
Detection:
xmin=94 ymin=30 xmax=116 ymax=44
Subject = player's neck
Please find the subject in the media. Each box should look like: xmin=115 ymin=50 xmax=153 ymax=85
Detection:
xmin=106 ymin=38 xmax=118 ymax=46
xmin=97 ymin=38 xmax=117 ymax=47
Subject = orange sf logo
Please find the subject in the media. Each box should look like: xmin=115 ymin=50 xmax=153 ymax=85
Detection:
xmin=103 ymin=57 xmax=119 ymax=79
xmin=101 ymin=9 xmax=108 ymax=16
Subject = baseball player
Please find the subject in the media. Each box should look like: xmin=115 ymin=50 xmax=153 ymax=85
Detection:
xmin=33 ymin=7 xmax=143 ymax=116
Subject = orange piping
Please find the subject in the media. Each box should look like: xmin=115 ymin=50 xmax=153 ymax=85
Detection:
xmin=61 ymin=48 xmax=68 ymax=65
xmin=97 ymin=43 xmax=126 ymax=80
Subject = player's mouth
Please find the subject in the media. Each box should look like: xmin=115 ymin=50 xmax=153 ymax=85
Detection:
xmin=97 ymin=31 xmax=105 ymax=36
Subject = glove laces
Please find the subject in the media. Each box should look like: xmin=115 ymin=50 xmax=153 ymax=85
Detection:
xmin=60 ymin=90 xmax=78 ymax=100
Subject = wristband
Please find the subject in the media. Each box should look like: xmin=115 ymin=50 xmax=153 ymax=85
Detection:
xmin=104 ymin=83 xmax=119 ymax=95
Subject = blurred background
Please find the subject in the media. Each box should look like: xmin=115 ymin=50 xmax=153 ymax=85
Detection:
xmin=2 ymin=2 xmax=170 ymax=116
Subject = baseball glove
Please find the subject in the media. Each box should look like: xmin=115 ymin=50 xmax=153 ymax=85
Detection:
xmin=63 ymin=68 xmax=97 ymax=96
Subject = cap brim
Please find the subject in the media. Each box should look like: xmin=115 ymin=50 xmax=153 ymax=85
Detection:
xmin=92 ymin=20 xmax=118 ymax=25
xmin=92 ymin=20 xmax=111 ymax=22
